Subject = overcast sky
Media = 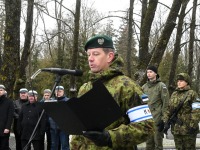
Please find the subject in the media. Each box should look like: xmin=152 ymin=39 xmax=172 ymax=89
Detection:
xmin=90 ymin=0 xmax=130 ymax=12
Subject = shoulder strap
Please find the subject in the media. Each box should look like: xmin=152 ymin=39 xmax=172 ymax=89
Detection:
xmin=173 ymin=90 xmax=189 ymax=114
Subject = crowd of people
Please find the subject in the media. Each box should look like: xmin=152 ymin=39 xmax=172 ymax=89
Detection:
xmin=0 ymin=86 xmax=70 ymax=150
xmin=0 ymin=34 xmax=200 ymax=150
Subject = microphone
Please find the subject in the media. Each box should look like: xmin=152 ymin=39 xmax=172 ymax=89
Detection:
xmin=41 ymin=68 xmax=83 ymax=76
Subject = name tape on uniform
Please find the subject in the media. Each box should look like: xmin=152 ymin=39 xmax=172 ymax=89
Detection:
xmin=126 ymin=104 xmax=153 ymax=123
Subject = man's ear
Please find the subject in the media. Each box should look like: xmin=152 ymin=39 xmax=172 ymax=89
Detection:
xmin=107 ymin=52 xmax=115 ymax=63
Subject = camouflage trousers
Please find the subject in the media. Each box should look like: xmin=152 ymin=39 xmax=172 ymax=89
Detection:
xmin=173 ymin=134 xmax=197 ymax=150
xmin=145 ymin=129 xmax=163 ymax=150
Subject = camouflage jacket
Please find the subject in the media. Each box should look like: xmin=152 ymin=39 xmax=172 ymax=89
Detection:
xmin=142 ymin=79 xmax=169 ymax=124
xmin=164 ymin=85 xmax=199 ymax=135
xmin=70 ymin=54 xmax=154 ymax=150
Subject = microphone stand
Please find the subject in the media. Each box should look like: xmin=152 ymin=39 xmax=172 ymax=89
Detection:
xmin=24 ymin=74 xmax=63 ymax=150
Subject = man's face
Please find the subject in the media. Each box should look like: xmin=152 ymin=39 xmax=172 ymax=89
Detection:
xmin=87 ymin=48 xmax=114 ymax=73
xmin=43 ymin=92 xmax=51 ymax=100
xmin=147 ymin=70 xmax=157 ymax=81
xmin=55 ymin=90 xmax=64 ymax=97
xmin=20 ymin=92 xmax=28 ymax=100
xmin=28 ymin=95 xmax=37 ymax=103
xmin=0 ymin=88 xmax=5 ymax=96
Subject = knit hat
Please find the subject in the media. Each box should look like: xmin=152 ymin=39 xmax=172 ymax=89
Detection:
xmin=0 ymin=84 xmax=5 ymax=89
xmin=44 ymin=89 xmax=52 ymax=93
xmin=147 ymin=65 xmax=157 ymax=74
xmin=147 ymin=65 xmax=160 ymax=79
xmin=84 ymin=35 xmax=114 ymax=51
xmin=19 ymin=88 xmax=28 ymax=93
xmin=177 ymin=73 xmax=191 ymax=85
xmin=55 ymin=86 xmax=64 ymax=90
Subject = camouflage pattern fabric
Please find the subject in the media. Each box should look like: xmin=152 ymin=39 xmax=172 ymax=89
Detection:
xmin=145 ymin=129 xmax=163 ymax=150
xmin=142 ymin=78 xmax=169 ymax=150
xmin=173 ymin=134 xmax=196 ymax=150
xmin=70 ymin=54 xmax=154 ymax=150
xmin=164 ymin=85 xmax=199 ymax=135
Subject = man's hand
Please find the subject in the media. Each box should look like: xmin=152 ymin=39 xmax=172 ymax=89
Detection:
xmin=83 ymin=130 xmax=112 ymax=147
xmin=157 ymin=120 xmax=164 ymax=132
xmin=188 ymin=127 xmax=197 ymax=134
xmin=4 ymin=129 xmax=10 ymax=134
xmin=163 ymin=123 xmax=170 ymax=135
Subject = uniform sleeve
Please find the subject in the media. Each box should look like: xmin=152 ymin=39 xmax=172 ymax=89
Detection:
xmin=108 ymin=86 xmax=154 ymax=149
xmin=109 ymin=119 xmax=154 ymax=148
xmin=189 ymin=92 xmax=200 ymax=128
xmin=162 ymin=92 xmax=177 ymax=122
xmin=160 ymin=84 xmax=170 ymax=120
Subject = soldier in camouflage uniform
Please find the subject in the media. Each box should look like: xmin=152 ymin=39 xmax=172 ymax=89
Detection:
xmin=142 ymin=66 xmax=169 ymax=150
xmin=70 ymin=35 xmax=154 ymax=150
xmin=163 ymin=73 xmax=199 ymax=150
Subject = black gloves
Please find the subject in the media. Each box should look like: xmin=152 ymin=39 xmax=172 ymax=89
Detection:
xmin=163 ymin=123 xmax=170 ymax=134
xmin=188 ymin=127 xmax=197 ymax=134
xmin=83 ymin=130 xmax=112 ymax=147
xmin=157 ymin=120 xmax=164 ymax=132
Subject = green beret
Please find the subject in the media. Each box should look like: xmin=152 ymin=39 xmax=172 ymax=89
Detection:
xmin=84 ymin=35 xmax=114 ymax=51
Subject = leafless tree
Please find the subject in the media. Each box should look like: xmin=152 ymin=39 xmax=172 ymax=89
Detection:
xmin=168 ymin=0 xmax=189 ymax=95
xmin=14 ymin=0 xmax=35 ymax=99
xmin=1 ymin=0 xmax=21 ymax=97
xmin=126 ymin=0 xmax=134 ymax=77
xmin=69 ymin=0 xmax=81 ymax=97
xmin=188 ymin=0 xmax=197 ymax=77
xmin=138 ymin=0 xmax=158 ymax=68
xmin=139 ymin=0 xmax=183 ymax=86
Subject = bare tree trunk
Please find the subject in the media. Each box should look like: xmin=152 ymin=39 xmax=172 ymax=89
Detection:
xmin=127 ymin=0 xmax=134 ymax=77
xmin=196 ymin=53 xmax=200 ymax=94
xmin=141 ymin=0 xmax=147 ymax=26
xmin=168 ymin=0 xmax=189 ymax=95
xmin=188 ymin=0 xmax=197 ymax=77
xmin=1 ymin=0 xmax=21 ymax=98
xmin=0 ymin=7 xmax=4 ymax=64
xmin=69 ymin=0 xmax=81 ymax=97
xmin=13 ymin=0 xmax=34 ymax=99
xmin=139 ymin=0 xmax=182 ymax=86
xmin=139 ymin=0 xmax=158 ymax=68
xmin=55 ymin=0 xmax=64 ymax=67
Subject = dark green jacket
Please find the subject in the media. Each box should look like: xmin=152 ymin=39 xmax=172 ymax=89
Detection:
xmin=70 ymin=54 xmax=154 ymax=150
xmin=142 ymin=78 xmax=169 ymax=124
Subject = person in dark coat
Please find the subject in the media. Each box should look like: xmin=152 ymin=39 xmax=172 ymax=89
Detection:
xmin=13 ymin=88 xmax=29 ymax=150
xmin=40 ymin=89 xmax=52 ymax=150
xmin=18 ymin=90 xmax=46 ymax=150
xmin=0 ymin=84 xmax=14 ymax=150
xmin=49 ymin=86 xmax=70 ymax=150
